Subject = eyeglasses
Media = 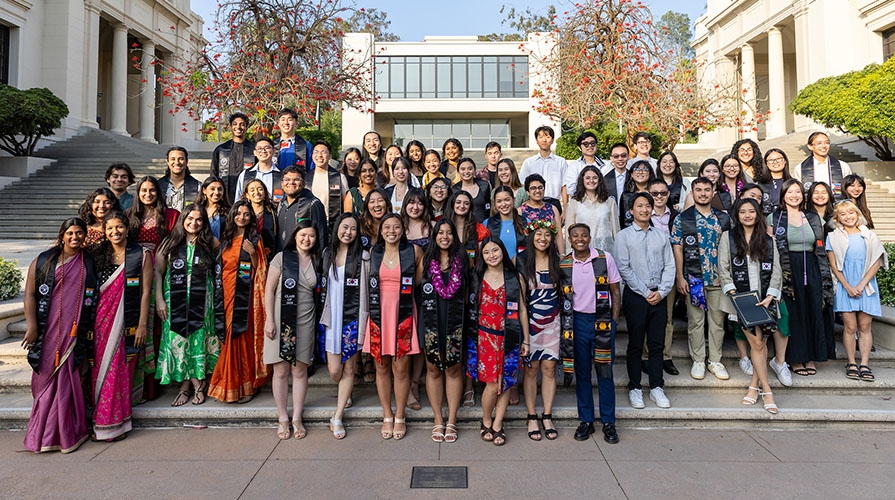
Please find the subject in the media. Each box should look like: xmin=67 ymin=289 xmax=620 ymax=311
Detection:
xmin=632 ymin=167 xmax=650 ymax=172
xmin=528 ymin=185 xmax=545 ymax=191
xmin=649 ymin=191 xmax=669 ymax=197
xmin=737 ymin=147 xmax=753 ymax=153
xmin=610 ymin=154 xmax=628 ymax=159
xmin=580 ymin=141 xmax=597 ymax=147
xmin=766 ymin=157 xmax=786 ymax=165
xmin=635 ymin=140 xmax=650 ymax=146
xmin=256 ymin=146 xmax=273 ymax=152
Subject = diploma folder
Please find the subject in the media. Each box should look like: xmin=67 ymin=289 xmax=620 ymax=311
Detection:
xmin=728 ymin=291 xmax=777 ymax=328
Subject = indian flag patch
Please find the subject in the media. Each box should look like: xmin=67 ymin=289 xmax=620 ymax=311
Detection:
xmin=126 ymin=277 xmax=140 ymax=287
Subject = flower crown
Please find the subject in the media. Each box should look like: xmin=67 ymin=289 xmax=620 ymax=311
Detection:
xmin=523 ymin=219 xmax=558 ymax=235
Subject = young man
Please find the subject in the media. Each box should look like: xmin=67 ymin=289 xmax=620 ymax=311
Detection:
xmin=305 ymin=140 xmax=348 ymax=229
xmin=235 ymin=137 xmax=283 ymax=203
xmin=476 ymin=141 xmax=502 ymax=187
xmin=275 ymin=108 xmax=313 ymax=172
xmin=646 ymin=178 xmax=680 ymax=376
xmin=615 ymin=192 xmax=675 ymax=409
xmin=671 ymin=177 xmax=732 ymax=381
xmin=519 ymin=126 xmax=569 ymax=211
xmin=627 ymin=131 xmax=658 ymax=172
xmin=603 ymin=142 xmax=630 ymax=211
xmin=276 ymin=166 xmax=327 ymax=253
xmin=105 ymin=163 xmax=135 ymax=210
xmin=794 ymin=131 xmax=852 ymax=199
xmin=567 ymin=131 xmax=606 ymax=195
xmin=562 ymin=224 xmax=621 ymax=443
xmin=158 ymin=146 xmax=200 ymax=211
xmin=211 ymin=112 xmax=256 ymax=202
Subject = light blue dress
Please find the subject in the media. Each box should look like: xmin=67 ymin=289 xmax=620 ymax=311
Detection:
xmin=827 ymin=233 xmax=882 ymax=316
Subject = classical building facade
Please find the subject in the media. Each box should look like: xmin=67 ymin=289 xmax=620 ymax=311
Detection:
xmin=341 ymin=33 xmax=559 ymax=151
xmin=692 ymin=0 xmax=895 ymax=148
xmin=0 ymin=0 xmax=204 ymax=145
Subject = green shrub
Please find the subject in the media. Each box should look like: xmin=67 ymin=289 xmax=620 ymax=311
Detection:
xmin=0 ymin=257 xmax=23 ymax=301
xmin=0 ymin=85 xmax=69 ymax=156
xmin=877 ymin=243 xmax=895 ymax=306
xmin=556 ymin=123 xmax=666 ymax=160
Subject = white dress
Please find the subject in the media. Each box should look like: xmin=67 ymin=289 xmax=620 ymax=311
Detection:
xmin=565 ymin=196 xmax=620 ymax=254
xmin=324 ymin=264 xmax=345 ymax=355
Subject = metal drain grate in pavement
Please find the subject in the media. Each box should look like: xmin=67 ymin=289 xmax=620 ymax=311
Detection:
xmin=410 ymin=466 xmax=468 ymax=488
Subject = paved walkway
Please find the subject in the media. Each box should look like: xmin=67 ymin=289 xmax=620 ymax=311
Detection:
xmin=1 ymin=427 xmax=893 ymax=498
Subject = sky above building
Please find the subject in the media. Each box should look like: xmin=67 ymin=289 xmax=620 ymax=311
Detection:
xmin=192 ymin=0 xmax=707 ymax=42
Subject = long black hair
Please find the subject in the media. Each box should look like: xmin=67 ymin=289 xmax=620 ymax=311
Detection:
xmin=843 ymin=174 xmax=874 ymax=229
xmin=78 ymin=187 xmax=122 ymax=225
xmin=375 ymin=212 xmax=409 ymax=249
xmin=490 ymin=185 xmax=526 ymax=235
xmin=127 ymin=176 xmax=170 ymax=243
xmin=284 ymin=218 xmax=322 ymax=276
xmin=572 ymin=165 xmax=610 ymax=203
xmin=361 ymin=188 xmax=393 ymax=241
xmin=39 ymin=217 xmax=88 ymax=281
xmin=328 ymin=212 xmax=363 ymax=277
xmin=156 ymin=205 xmax=215 ymax=267
xmin=422 ymin=219 xmax=468 ymax=280
xmin=444 ymin=190 xmax=477 ymax=245
xmin=623 ymin=160 xmax=656 ymax=193
xmin=657 ymin=151 xmax=684 ymax=186
xmin=520 ymin=225 xmax=562 ymax=290
xmin=756 ymin=148 xmax=793 ymax=184
xmin=94 ymin=211 xmax=132 ymax=272
xmin=196 ymin=176 xmax=232 ymax=218
xmin=473 ymin=236 xmax=516 ymax=283
xmin=400 ymin=187 xmax=432 ymax=237
xmin=731 ymin=198 xmax=770 ymax=263
xmin=220 ymin=200 xmax=258 ymax=250
xmin=805 ymin=181 xmax=835 ymax=222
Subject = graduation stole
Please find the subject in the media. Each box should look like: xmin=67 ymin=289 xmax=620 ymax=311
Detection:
xmin=559 ymin=252 xmax=613 ymax=379
xmin=800 ymin=156 xmax=844 ymax=198
xmin=217 ymin=235 xmax=257 ymax=341
xmin=30 ymin=250 xmax=98 ymax=373
xmin=770 ymin=209 xmax=832 ymax=300
xmin=728 ymin=232 xmax=774 ymax=296
xmin=463 ymin=234 xmax=478 ymax=264
xmin=368 ymin=242 xmax=416 ymax=363
xmin=122 ymin=245 xmax=146 ymax=355
xmin=465 ymin=266 xmax=523 ymax=354
xmin=278 ymin=135 xmax=308 ymax=169
xmin=168 ymin=244 xmax=210 ymax=338
xmin=306 ymin=167 xmax=342 ymax=226
xmin=319 ymin=247 xmax=362 ymax=357
xmin=418 ymin=257 xmax=466 ymax=370
xmin=487 ymin=216 xmax=527 ymax=256
xmin=680 ymin=206 xmax=732 ymax=279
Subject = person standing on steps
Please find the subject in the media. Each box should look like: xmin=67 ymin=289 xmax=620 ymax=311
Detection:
xmin=794 ymin=131 xmax=852 ymax=199
xmin=158 ymin=147 xmax=200 ymax=212
xmin=519 ymin=126 xmax=569 ymax=213
xmin=274 ymin=108 xmax=313 ymax=173
xmin=305 ymin=140 xmax=348 ymax=231
xmin=105 ymin=163 xmax=136 ymax=210
xmin=211 ymin=112 xmax=256 ymax=202
xmin=626 ymin=132 xmax=658 ymax=172
xmin=235 ymin=137 xmax=283 ymax=204
xmin=646 ymin=178 xmax=680 ymax=376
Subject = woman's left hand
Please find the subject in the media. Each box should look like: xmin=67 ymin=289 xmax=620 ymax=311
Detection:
xmin=134 ymin=325 xmax=147 ymax=347
xmin=757 ymin=296 xmax=774 ymax=308
xmin=520 ymin=343 xmax=529 ymax=358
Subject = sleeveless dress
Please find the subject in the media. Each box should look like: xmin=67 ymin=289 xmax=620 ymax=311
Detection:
xmin=467 ymin=280 xmax=520 ymax=393
xmin=520 ymin=203 xmax=555 ymax=224
xmin=362 ymin=263 xmax=421 ymax=357
xmin=828 ymin=233 xmax=882 ymax=316
xmin=527 ymin=271 xmax=560 ymax=361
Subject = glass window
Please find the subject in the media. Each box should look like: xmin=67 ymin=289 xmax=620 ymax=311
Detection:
xmin=394 ymin=123 xmax=413 ymax=145
xmin=421 ymin=59 xmax=436 ymax=98
xmin=885 ymin=27 xmax=895 ymax=61
xmin=375 ymin=55 xmax=528 ymax=99
xmin=483 ymin=60 xmax=498 ymax=98
xmin=390 ymin=57 xmax=405 ymax=97
xmin=499 ymin=57 xmax=515 ymax=96
xmin=433 ymin=121 xmax=452 ymax=143
xmin=374 ymin=56 xmax=389 ymax=98
xmin=468 ymin=58 xmax=482 ymax=97
xmin=406 ymin=59 xmax=420 ymax=98
xmin=437 ymin=57 xmax=452 ymax=98
xmin=452 ymin=56 xmax=467 ymax=97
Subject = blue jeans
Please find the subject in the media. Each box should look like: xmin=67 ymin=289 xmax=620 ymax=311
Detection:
xmin=573 ymin=312 xmax=616 ymax=425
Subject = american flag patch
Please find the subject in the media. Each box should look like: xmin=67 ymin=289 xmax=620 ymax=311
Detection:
xmin=507 ymin=301 xmax=518 ymax=311
xmin=596 ymin=291 xmax=609 ymax=300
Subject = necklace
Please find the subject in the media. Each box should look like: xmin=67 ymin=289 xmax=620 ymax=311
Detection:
xmin=55 ymin=253 xmax=84 ymax=368
xmin=429 ymin=256 xmax=462 ymax=299
xmin=384 ymin=249 xmax=399 ymax=266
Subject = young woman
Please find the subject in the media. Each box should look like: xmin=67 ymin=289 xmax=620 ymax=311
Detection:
xmin=92 ymin=212 xmax=153 ymax=441
xmin=127 ymin=176 xmax=179 ymax=253
xmin=518 ymin=173 xmax=564 ymax=253
xmin=344 ymin=159 xmax=377 ymax=216
xmin=363 ymin=213 xmax=424 ymax=440
xmin=719 ymin=198 xmax=783 ymax=414
xmin=379 ymin=144 xmax=403 ymax=187
xmin=445 ymin=190 xmax=490 ymax=268
xmin=843 ymin=174 xmax=875 ymax=229
xmin=807 ymin=182 xmax=837 ymax=235
xmin=320 ymin=213 xmax=369 ymax=439
xmin=620 ymin=160 xmax=657 ymax=229
xmin=79 ymin=187 xmax=122 ymax=253
xmin=208 ymin=201 xmax=269 ymax=403
xmin=241 ymin=178 xmax=278 ymax=259
xmin=340 ymin=147 xmax=363 ymax=189
xmin=417 ymin=219 xmax=468 ymax=443
xmin=422 ymin=149 xmax=445 ymax=188
xmin=154 ymin=206 xmax=220 ymax=407
xmin=730 ymin=138 xmax=762 ymax=181
xmin=755 ymin=148 xmax=793 ymax=215
xmin=401 ymin=188 xmax=433 ymax=249
xmin=720 ymin=154 xmax=748 ymax=201
xmin=495 ymin=158 xmax=527 ymax=208
xmin=564 ymin=166 xmax=619 ymax=253
xmin=467 ymin=237 xmax=530 ymax=446
xmin=769 ymin=179 xmax=833 ymax=376
xmin=683 ymin=159 xmax=730 ymax=211
xmin=441 ymin=138 xmax=463 ymax=183
xmin=361 ymin=130 xmax=384 ymax=171
xmin=426 ymin=177 xmax=451 ymax=220
xmin=517 ymin=221 xmax=563 ymax=440
xmin=405 ymin=139 xmax=426 ymax=183
xmin=195 ymin=177 xmax=231 ymax=239
xmin=657 ymin=151 xmax=690 ymax=212
xmin=486 ymin=186 xmax=528 ymax=260
xmin=384 ymin=157 xmax=415 ymax=212
xmin=454 ymin=157 xmax=492 ymax=222
xmin=359 ymin=188 xmax=393 ymax=250
xmin=827 ymin=201 xmax=887 ymax=382
xmin=263 ymin=219 xmax=321 ymax=439
xmin=22 ymin=218 xmax=98 ymax=453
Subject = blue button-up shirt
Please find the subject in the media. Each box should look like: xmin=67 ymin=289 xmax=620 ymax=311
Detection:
xmin=614 ymin=223 xmax=675 ymax=299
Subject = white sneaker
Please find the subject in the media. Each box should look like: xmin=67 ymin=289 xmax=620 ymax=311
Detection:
xmin=690 ymin=361 xmax=705 ymax=380
xmin=769 ymin=358 xmax=793 ymax=387
xmin=629 ymin=388 xmax=645 ymax=409
xmin=649 ymin=387 xmax=671 ymax=408
xmin=739 ymin=357 xmax=754 ymax=376
xmin=707 ymin=361 xmax=730 ymax=380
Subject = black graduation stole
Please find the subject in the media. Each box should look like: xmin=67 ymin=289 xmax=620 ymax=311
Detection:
xmin=168 ymin=244 xmax=210 ymax=338
xmin=305 ymin=167 xmax=342 ymax=226
xmin=680 ymin=206 xmax=732 ymax=279
xmin=245 ymin=168 xmax=284 ymax=203
xmin=320 ymin=247 xmax=362 ymax=343
xmin=728 ymin=232 xmax=779 ymax=318
xmin=769 ymin=210 xmax=833 ymax=301
xmin=217 ymin=235 xmax=257 ymax=342
xmin=559 ymin=252 xmax=613 ymax=379
xmin=278 ymin=250 xmax=322 ymax=364
xmin=487 ymin=216 xmax=526 ymax=256
xmin=368 ymin=242 xmax=416 ymax=362
xmin=418 ymin=257 xmax=466 ymax=370
xmin=466 ymin=266 xmax=523 ymax=354
xmin=800 ymin=156 xmax=844 ymax=198
xmin=30 ymin=250 xmax=97 ymax=373
xmin=717 ymin=190 xmax=732 ymax=211
xmin=463 ymin=234 xmax=478 ymax=264
xmin=122 ymin=245 xmax=145 ymax=356
xmin=258 ymin=209 xmax=277 ymax=260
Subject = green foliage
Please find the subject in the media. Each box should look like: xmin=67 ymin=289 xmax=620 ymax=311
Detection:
xmin=556 ymin=123 xmax=666 ymax=159
xmin=790 ymin=58 xmax=895 ymax=160
xmin=0 ymin=85 xmax=69 ymax=156
xmin=341 ymin=7 xmax=399 ymax=41
xmin=481 ymin=5 xmax=556 ymax=41
xmin=658 ymin=11 xmax=694 ymax=60
xmin=877 ymin=243 xmax=895 ymax=307
xmin=0 ymin=257 xmax=22 ymax=301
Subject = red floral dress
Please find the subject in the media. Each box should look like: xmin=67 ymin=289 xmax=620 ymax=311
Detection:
xmin=468 ymin=280 xmax=520 ymax=392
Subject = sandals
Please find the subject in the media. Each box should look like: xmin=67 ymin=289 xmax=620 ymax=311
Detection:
xmin=292 ymin=420 xmax=307 ymax=439
xmin=462 ymin=389 xmax=475 ymax=409
xmin=805 ymin=366 xmax=817 ymax=376
xmin=492 ymin=427 xmax=506 ymax=446
xmin=760 ymin=391 xmax=778 ymax=415
xmin=277 ymin=420 xmax=290 ymax=440
xmin=444 ymin=423 xmax=458 ymax=443
xmin=393 ymin=418 xmax=407 ymax=440
xmin=792 ymin=367 xmax=810 ymax=377
xmin=859 ymin=365 xmax=875 ymax=382
xmin=192 ymin=381 xmax=207 ymax=405
xmin=407 ymin=381 xmax=422 ymax=411
xmin=846 ymin=363 xmax=861 ymax=380
xmin=345 ymin=397 xmax=353 ymax=409
xmin=353 ymin=372 xmax=362 ymax=387
xmin=363 ymin=359 xmax=376 ymax=383
xmin=742 ymin=386 xmax=760 ymax=406
xmin=330 ymin=418 xmax=346 ymax=440
xmin=480 ymin=420 xmax=494 ymax=442
xmin=171 ymin=390 xmax=191 ymax=407
xmin=237 ymin=393 xmax=254 ymax=404
xmin=527 ymin=414 xmax=542 ymax=441
xmin=542 ymin=413 xmax=558 ymax=440
xmin=431 ymin=424 xmax=445 ymax=443
xmin=381 ymin=418 xmax=394 ymax=440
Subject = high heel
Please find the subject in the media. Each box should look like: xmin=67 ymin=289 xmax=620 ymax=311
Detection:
xmin=393 ymin=418 xmax=407 ymax=440
xmin=760 ymin=391 xmax=778 ymax=414
xmin=742 ymin=386 xmax=760 ymax=405
xmin=381 ymin=417 xmax=394 ymax=439
xmin=330 ymin=418 xmax=346 ymax=440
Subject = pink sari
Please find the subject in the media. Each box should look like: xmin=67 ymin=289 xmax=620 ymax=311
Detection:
xmin=91 ymin=263 xmax=134 ymax=440
xmin=24 ymin=253 xmax=89 ymax=453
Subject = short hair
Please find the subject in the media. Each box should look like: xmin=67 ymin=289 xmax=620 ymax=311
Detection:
xmin=313 ymin=140 xmax=332 ymax=154
xmin=534 ymin=125 xmax=555 ymax=139
xmin=282 ymin=166 xmax=303 ymax=178
xmin=105 ymin=163 xmax=134 ymax=184
xmin=629 ymin=191 xmax=654 ymax=208
xmin=576 ymin=131 xmax=597 ymax=147
xmin=609 ymin=142 xmax=629 ymax=154
xmin=647 ymin=178 xmax=668 ymax=190
xmin=833 ymin=200 xmax=869 ymax=228
xmin=691 ymin=176 xmax=714 ymax=189
xmin=567 ymin=223 xmax=591 ymax=235
xmin=807 ymin=131 xmax=829 ymax=146
xmin=254 ymin=136 xmax=274 ymax=148
xmin=278 ymin=108 xmax=298 ymax=120
xmin=485 ymin=141 xmax=502 ymax=152
xmin=524 ymin=173 xmax=546 ymax=191
xmin=166 ymin=146 xmax=188 ymax=160
xmin=229 ymin=112 xmax=249 ymax=125
xmin=632 ymin=131 xmax=651 ymax=144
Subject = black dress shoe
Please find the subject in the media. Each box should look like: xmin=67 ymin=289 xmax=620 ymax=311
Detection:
xmin=602 ymin=423 xmax=619 ymax=444
xmin=663 ymin=359 xmax=680 ymax=376
xmin=574 ymin=422 xmax=595 ymax=441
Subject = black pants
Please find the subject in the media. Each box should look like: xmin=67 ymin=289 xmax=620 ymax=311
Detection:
xmin=623 ymin=287 xmax=667 ymax=390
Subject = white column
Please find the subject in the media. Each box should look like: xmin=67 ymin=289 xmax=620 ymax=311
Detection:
xmin=110 ymin=24 xmax=129 ymax=135
xmin=740 ymin=43 xmax=757 ymax=141
xmin=82 ymin=4 xmax=101 ymax=128
xmin=766 ymin=27 xmax=786 ymax=139
xmin=139 ymin=41 xmax=157 ymax=143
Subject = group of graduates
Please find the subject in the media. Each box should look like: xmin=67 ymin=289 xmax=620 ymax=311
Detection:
xmin=20 ymin=109 xmax=888 ymax=453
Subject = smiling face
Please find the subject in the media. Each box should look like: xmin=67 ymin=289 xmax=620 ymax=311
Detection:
xmin=444 ymin=142 xmax=460 ymax=162
xmin=846 ymin=181 xmax=864 ymax=199
xmin=610 ymin=146 xmax=629 ymax=170
xmin=385 ymin=146 xmax=402 ymax=168
xmin=91 ymin=194 xmax=113 ymax=222
xmin=167 ymin=150 xmax=187 ymax=175
xmin=429 ymin=181 xmax=448 ymax=203
xmin=807 ymin=133 xmax=830 ymax=158
xmin=337 ymin=217 xmax=358 ymax=245
xmin=104 ymin=218 xmax=127 ymax=246
xmin=532 ymin=227 xmax=552 ymax=252
xmin=634 ymin=136 xmax=651 ymax=156
xmin=765 ymin=152 xmax=786 ymax=175
xmin=204 ymin=181 xmax=224 ymax=205
xmin=701 ymin=164 xmax=720 ymax=184
xmin=246 ymin=181 xmax=267 ymax=204
xmin=367 ymin=192 xmax=387 ymax=219
xmin=62 ymin=224 xmax=86 ymax=253
xmin=631 ymin=196 xmax=653 ymax=225
xmin=380 ymin=216 xmax=404 ymax=245
xmin=737 ymin=202 xmax=758 ymax=228
xmin=692 ymin=181 xmax=714 ymax=206
xmin=424 ymin=153 xmax=441 ymax=174
xmin=277 ymin=114 xmax=296 ymax=136
xmin=359 ymin=163 xmax=376 ymax=187
xmin=312 ymin=144 xmax=332 ymax=168
xmin=231 ymin=117 xmax=247 ymax=139
xmin=783 ymin=183 xmax=804 ymax=209
xmin=295 ymin=226 xmax=316 ymax=251
xmin=254 ymin=140 xmax=274 ymax=164
xmin=408 ymin=144 xmax=423 ymax=163
xmin=434 ymin=223 xmax=453 ymax=250
xmin=344 ymin=151 xmax=361 ymax=172
xmin=722 ymin=158 xmax=741 ymax=180
xmin=363 ymin=132 xmax=381 ymax=156
xmin=526 ymin=180 xmax=545 ymax=202
xmin=631 ymin=164 xmax=650 ymax=184
xmin=458 ymin=160 xmax=475 ymax=181
xmin=183 ymin=209 xmax=204 ymax=236
xmin=391 ymin=160 xmax=409 ymax=183
xmin=233 ymin=204 xmax=251 ymax=228
xmin=107 ymin=168 xmax=131 ymax=193
xmin=452 ymin=195 xmax=471 ymax=216
xmin=659 ymin=155 xmax=676 ymax=176
xmin=138 ymin=181 xmax=157 ymax=206
xmin=836 ymin=206 xmax=860 ymax=229
xmin=737 ymin=142 xmax=754 ymax=164
xmin=404 ymin=197 xmax=425 ymax=219
xmin=568 ymin=226 xmax=591 ymax=253
xmin=812 ymin=187 xmax=830 ymax=206
xmin=494 ymin=190 xmax=514 ymax=216
xmin=497 ymin=162 xmax=512 ymax=184
xmin=481 ymin=241 xmax=503 ymax=269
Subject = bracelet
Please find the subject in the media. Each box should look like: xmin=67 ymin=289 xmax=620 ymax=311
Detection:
xmin=522 ymin=342 xmax=530 ymax=346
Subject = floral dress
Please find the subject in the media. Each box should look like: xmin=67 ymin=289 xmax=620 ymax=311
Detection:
xmin=466 ymin=280 xmax=520 ymax=393
xmin=527 ymin=271 xmax=560 ymax=361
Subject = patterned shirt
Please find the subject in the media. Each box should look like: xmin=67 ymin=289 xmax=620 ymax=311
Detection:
xmin=670 ymin=209 xmax=724 ymax=287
